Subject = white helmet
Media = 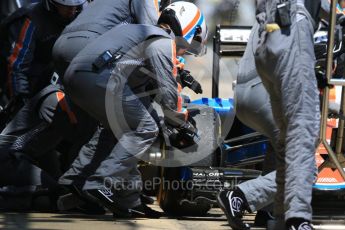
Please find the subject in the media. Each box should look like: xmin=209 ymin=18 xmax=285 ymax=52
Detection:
xmin=51 ymin=0 xmax=86 ymax=6
xmin=158 ymin=1 xmax=208 ymax=56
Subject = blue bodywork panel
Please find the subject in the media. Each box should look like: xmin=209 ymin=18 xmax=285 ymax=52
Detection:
xmin=184 ymin=97 xmax=345 ymax=191
xmin=191 ymin=98 xmax=235 ymax=114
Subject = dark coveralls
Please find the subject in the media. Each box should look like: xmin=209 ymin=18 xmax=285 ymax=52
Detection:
xmin=0 ymin=0 xmax=39 ymax=106
xmin=0 ymin=84 xmax=94 ymax=188
xmin=0 ymin=2 xmax=89 ymax=190
xmin=60 ymin=24 xmax=184 ymax=209
xmin=4 ymin=2 xmax=68 ymax=99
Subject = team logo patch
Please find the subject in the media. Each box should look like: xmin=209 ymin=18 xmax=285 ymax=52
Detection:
xmin=298 ymin=222 xmax=312 ymax=230
xmin=230 ymin=196 xmax=243 ymax=212
xmin=100 ymin=188 xmax=113 ymax=197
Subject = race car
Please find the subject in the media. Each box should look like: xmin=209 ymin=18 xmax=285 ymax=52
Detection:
xmin=57 ymin=25 xmax=345 ymax=216
xmin=148 ymin=25 xmax=345 ymax=216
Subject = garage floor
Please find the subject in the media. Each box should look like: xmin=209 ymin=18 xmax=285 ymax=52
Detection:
xmin=1 ymin=203 xmax=345 ymax=230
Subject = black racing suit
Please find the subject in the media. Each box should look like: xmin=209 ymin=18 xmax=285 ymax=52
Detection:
xmin=0 ymin=2 xmax=86 ymax=193
xmin=4 ymin=2 xmax=69 ymax=99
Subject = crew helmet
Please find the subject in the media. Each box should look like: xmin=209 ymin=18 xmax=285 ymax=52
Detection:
xmin=158 ymin=1 xmax=208 ymax=56
xmin=44 ymin=0 xmax=86 ymax=11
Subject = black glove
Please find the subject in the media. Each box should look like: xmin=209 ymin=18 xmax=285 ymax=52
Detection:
xmin=178 ymin=121 xmax=199 ymax=142
xmin=177 ymin=70 xmax=203 ymax=94
xmin=161 ymin=120 xmax=200 ymax=148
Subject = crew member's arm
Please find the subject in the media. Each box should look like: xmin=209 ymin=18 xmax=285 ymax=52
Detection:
xmin=6 ymin=17 xmax=36 ymax=99
xmin=144 ymin=37 xmax=187 ymax=127
xmin=131 ymin=0 xmax=159 ymax=25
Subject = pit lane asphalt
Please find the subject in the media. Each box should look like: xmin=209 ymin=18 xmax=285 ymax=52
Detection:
xmin=1 ymin=202 xmax=345 ymax=230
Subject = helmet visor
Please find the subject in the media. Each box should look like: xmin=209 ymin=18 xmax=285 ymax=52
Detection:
xmin=186 ymin=25 xmax=208 ymax=56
